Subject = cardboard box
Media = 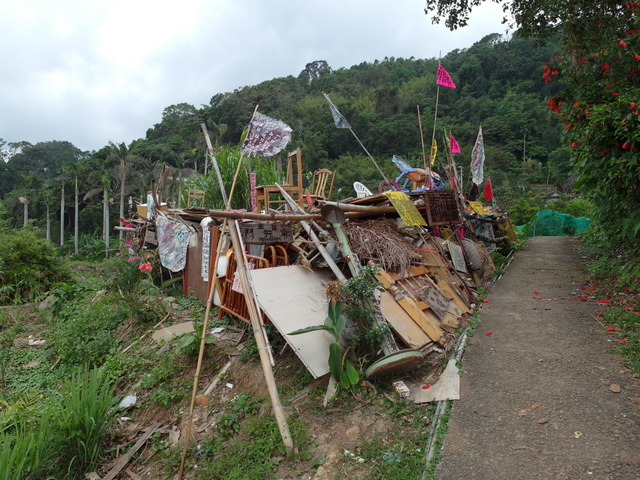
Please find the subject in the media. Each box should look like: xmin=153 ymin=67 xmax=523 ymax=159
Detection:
xmin=136 ymin=203 xmax=168 ymax=218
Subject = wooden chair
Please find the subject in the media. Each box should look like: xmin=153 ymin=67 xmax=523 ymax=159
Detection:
xmin=255 ymin=148 xmax=305 ymax=212
xmin=310 ymin=168 xmax=337 ymax=201
xmin=187 ymin=189 xmax=205 ymax=208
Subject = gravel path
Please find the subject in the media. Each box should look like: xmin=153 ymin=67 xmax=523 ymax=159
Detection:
xmin=435 ymin=236 xmax=640 ymax=480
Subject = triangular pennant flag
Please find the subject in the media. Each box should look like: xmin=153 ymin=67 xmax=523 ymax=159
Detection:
xmin=436 ymin=62 xmax=456 ymax=88
xmin=483 ymin=178 xmax=494 ymax=201
xmin=471 ymin=126 xmax=485 ymax=185
xmin=449 ymin=134 xmax=461 ymax=154
xmin=241 ymin=112 xmax=292 ymax=157
xmin=322 ymin=92 xmax=351 ymax=129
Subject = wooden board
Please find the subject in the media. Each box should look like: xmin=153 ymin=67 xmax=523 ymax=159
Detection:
xmin=250 ymin=266 xmax=332 ymax=378
xmin=376 ymin=290 xmax=431 ymax=349
xmin=447 ymin=241 xmax=468 ymax=273
xmin=374 ymin=269 xmax=444 ymax=343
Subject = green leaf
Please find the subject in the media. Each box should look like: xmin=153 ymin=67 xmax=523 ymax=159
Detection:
xmin=340 ymin=371 xmax=350 ymax=389
xmin=328 ymin=342 xmax=342 ymax=380
xmin=160 ymin=277 xmax=183 ymax=289
xmin=288 ymin=324 xmax=333 ymax=336
xmin=176 ymin=335 xmax=195 ymax=351
xmin=346 ymin=361 xmax=359 ymax=386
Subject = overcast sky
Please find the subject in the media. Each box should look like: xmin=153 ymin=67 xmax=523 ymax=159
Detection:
xmin=0 ymin=0 xmax=510 ymax=153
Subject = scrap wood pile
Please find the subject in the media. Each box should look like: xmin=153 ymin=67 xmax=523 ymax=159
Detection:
xmin=113 ymin=160 xmax=522 ymax=463
xmin=121 ymin=183 xmax=518 ymax=388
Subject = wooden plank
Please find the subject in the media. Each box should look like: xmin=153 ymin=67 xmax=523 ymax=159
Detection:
xmin=374 ymin=269 xmax=444 ymax=343
xmin=102 ymin=422 xmax=162 ymax=480
xmin=376 ymin=290 xmax=431 ymax=349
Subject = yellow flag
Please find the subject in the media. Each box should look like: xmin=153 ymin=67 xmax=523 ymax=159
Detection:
xmin=430 ymin=139 xmax=438 ymax=165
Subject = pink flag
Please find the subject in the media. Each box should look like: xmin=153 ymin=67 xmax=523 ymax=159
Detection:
xmin=436 ymin=62 xmax=456 ymax=88
xmin=450 ymin=134 xmax=461 ymax=153
xmin=241 ymin=112 xmax=292 ymax=157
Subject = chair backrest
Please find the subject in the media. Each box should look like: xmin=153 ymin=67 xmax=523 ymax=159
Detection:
xmin=311 ymin=169 xmax=337 ymax=200
xmin=353 ymin=181 xmax=372 ymax=198
xmin=187 ymin=189 xmax=205 ymax=207
xmin=286 ymin=148 xmax=303 ymax=187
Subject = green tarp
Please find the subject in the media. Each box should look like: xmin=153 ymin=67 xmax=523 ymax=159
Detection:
xmin=516 ymin=210 xmax=592 ymax=237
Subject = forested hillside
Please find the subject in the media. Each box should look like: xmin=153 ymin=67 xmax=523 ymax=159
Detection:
xmin=0 ymin=33 xmax=565 ymax=240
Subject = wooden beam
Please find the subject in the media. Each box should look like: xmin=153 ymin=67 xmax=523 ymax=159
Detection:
xmin=102 ymin=422 xmax=162 ymax=480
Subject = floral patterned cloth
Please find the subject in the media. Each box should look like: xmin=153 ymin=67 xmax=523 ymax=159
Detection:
xmin=156 ymin=215 xmax=192 ymax=272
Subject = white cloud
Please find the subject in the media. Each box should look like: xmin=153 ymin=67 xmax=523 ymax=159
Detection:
xmin=0 ymin=0 xmax=509 ymax=152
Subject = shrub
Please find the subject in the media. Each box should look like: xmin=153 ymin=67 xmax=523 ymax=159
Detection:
xmin=47 ymin=294 xmax=132 ymax=368
xmin=0 ymin=228 xmax=71 ymax=305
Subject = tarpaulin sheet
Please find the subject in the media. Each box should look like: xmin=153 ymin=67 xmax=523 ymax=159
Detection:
xmin=516 ymin=210 xmax=591 ymax=237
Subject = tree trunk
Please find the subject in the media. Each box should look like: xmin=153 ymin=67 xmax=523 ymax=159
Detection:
xmin=103 ymin=187 xmax=110 ymax=255
xmin=119 ymin=159 xmax=125 ymax=241
xmin=46 ymin=204 xmax=50 ymax=240
xmin=74 ymin=177 xmax=79 ymax=255
xmin=60 ymin=185 xmax=65 ymax=246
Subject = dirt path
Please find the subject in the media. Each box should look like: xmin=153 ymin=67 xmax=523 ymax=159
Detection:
xmin=435 ymin=236 xmax=640 ymax=480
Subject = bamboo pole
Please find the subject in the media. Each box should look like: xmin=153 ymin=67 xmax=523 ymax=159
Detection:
xmin=179 ymin=105 xmax=269 ymax=479
xmin=417 ymin=105 xmax=428 ymax=172
xmin=204 ymin=207 xmax=396 ymax=221
xmin=228 ymin=219 xmax=294 ymax=450
xmin=201 ymin=123 xmax=229 ymax=206
xmin=347 ymin=126 xmax=388 ymax=182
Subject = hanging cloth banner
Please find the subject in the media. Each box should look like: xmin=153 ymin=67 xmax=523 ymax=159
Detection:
xmin=436 ymin=62 xmax=457 ymax=88
xmin=156 ymin=215 xmax=192 ymax=272
xmin=384 ymin=191 xmax=427 ymax=227
xmin=483 ymin=178 xmax=494 ymax=201
xmin=322 ymin=92 xmax=351 ymax=129
xmin=471 ymin=126 xmax=485 ymax=185
xmin=241 ymin=112 xmax=292 ymax=158
xmin=449 ymin=134 xmax=461 ymax=154
xmin=430 ymin=139 xmax=438 ymax=165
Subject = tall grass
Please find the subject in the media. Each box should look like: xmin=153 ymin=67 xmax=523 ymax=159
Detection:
xmin=0 ymin=365 xmax=118 ymax=480
xmin=54 ymin=365 xmax=118 ymax=477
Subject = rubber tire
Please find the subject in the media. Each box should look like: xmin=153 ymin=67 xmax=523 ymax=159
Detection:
xmin=378 ymin=179 xmax=402 ymax=193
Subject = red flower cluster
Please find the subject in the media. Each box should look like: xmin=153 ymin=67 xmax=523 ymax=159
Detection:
xmin=542 ymin=64 xmax=560 ymax=84
xmin=546 ymin=96 xmax=563 ymax=113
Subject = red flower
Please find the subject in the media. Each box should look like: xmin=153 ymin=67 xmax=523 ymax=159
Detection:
xmin=619 ymin=339 xmax=627 ymax=344
xmin=534 ymin=291 xmax=541 ymax=294
xmin=606 ymin=326 xmax=616 ymax=331
xmin=138 ymin=262 xmax=153 ymax=273
xmin=619 ymin=40 xmax=627 ymax=47
xmin=598 ymin=299 xmax=611 ymax=303
xmin=482 ymin=300 xmax=490 ymax=303
xmin=624 ymin=306 xmax=633 ymax=311
xmin=485 ymin=332 xmax=493 ymax=336
xmin=622 ymin=143 xmax=629 ymax=149
xmin=422 ymin=384 xmax=431 ymax=389
xmin=631 ymin=103 xmax=637 ymax=108
xmin=635 ymin=54 xmax=640 ymax=60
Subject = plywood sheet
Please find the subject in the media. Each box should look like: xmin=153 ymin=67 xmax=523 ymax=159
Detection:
xmin=250 ymin=266 xmax=333 ymax=378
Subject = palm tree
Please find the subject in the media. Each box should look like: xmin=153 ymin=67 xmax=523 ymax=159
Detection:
xmin=107 ymin=141 xmax=140 ymax=240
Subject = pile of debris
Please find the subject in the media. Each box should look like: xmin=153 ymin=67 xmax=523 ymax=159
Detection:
xmin=116 ymin=148 xmax=519 ymax=454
